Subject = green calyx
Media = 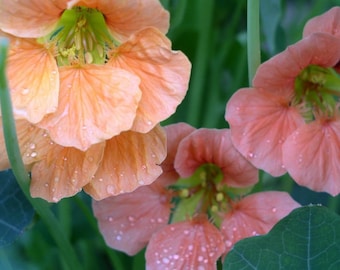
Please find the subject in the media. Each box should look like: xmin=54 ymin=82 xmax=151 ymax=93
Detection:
xmin=294 ymin=65 xmax=340 ymax=119
xmin=44 ymin=6 xmax=117 ymax=66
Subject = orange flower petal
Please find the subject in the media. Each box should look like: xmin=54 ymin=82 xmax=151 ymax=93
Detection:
xmin=0 ymin=0 xmax=67 ymax=38
xmin=30 ymin=142 xmax=105 ymax=202
xmin=84 ymin=125 xmax=166 ymax=200
xmin=92 ymin=181 xmax=172 ymax=255
xmin=253 ymin=33 xmax=340 ymax=94
xmin=6 ymin=38 xmax=59 ymax=123
xmin=69 ymin=0 xmax=169 ymax=42
xmin=221 ymin=191 xmax=300 ymax=254
xmin=303 ymin=7 xmax=340 ymax=38
xmin=0 ymin=119 xmax=53 ymax=170
xmin=146 ymin=216 xmax=225 ymax=270
xmin=283 ymin=119 xmax=340 ymax=196
xmin=109 ymin=28 xmax=191 ymax=132
xmin=38 ymin=65 xmax=141 ymax=151
xmin=174 ymin=128 xmax=259 ymax=188
xmin=225 ymin=88 xmax=304 ymax=176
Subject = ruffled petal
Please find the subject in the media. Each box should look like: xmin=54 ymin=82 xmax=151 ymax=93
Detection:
xmin=92 ymin=180 xmax=172 ymax=256
xmin=0 ymin=119 xmax=53 ymax=170
xmin=6 ymin=38 xmax=59 ymax=123
xmin=253 ymin=33 xmax=340 ymax=95
xmin=0 ymin=0 xmax=67 ymax=38
xmin=283 ymin=119 xmax=340 ymax=196
xmin=30 ymin=142 xmax=105 ymax=202
xmin=225 ymin=88 xmax=304 ymax=176
xmin=69 ymin=0 xmax=169 ymax=42
xmin=220 ymin=191 xmax=300 ymax=254
xmin=303 ymin=7 xmax=340 ymax=38
xmin=108 ymin=28 xmax=191 ymax=132
xmin=84 ymin=125 xmax=166 ymax=200
xmin=38 ymin=65 xmax=141 ymax=151
xmin=146 ymin=216 xmax=225 ymax=270
xmin=174 ymin=128 xmax=259 ymax=188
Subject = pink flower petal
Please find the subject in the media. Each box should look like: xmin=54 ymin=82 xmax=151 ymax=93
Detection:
xmin=108 ymin=28 xmax=191 ymax=133
xmin=303 ymin=7 xmax=340 ymax=38
xmin=92 ymin=180 xmax=172 ymax=256
xmin=38 ymin=65 xmax=141 ymax=151
xmin=253 ymin=33 xmax=340 ymax=94
xmin=174 ymin=128 xmax=258 ymax=187
xmin=84 ymin=125 xmax=166 ymax=200
xmin=225 ymin=88 xmax=304 ymax=176
xmin=220 ymin=191 xmax=300 ymax=254
xmin=0 ymin=0 xmax=66 ymax=38
xmin=30 ymin=142 xmax=105 ymax=202
xmin=146 ymin=216 xmax=225 ymax=270
xmin=283 ymin=118 xmax=340 ymax=196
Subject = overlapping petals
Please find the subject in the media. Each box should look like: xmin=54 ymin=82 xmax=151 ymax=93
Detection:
xmin=220 ymin=192 xmax=300 ymax=253
xmin=6 ymin=38 xmax=59 ymax=123
xmin=92 ymin=179 xmax=172 ymax=255
xmin=38 ymin=65 xmax=141 ymax=151
xmin=174 ymin=128 xmax=259 ymax=187
xmin=225 ymin=88 xmax=304 ymax=176
xmin=145 ymin=216 xmax=225 ymax=270
xmin=68 ymin=0 xmax=170 ymax=42
xmin=283 ymin=118 xmax=340 ymax=196
xmin=84 ymin=125 xmax=166 ymax=200
xmin=108 ymin=28 xmax=191 ymax=133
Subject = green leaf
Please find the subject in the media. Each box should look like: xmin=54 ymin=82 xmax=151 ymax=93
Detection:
xmin=0 ymin=170 xmax=34 ymax=246
xmin=223 ymin=205 xmax=340 ymax=270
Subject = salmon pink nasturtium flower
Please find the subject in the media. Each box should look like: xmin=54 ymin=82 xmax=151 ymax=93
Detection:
xmin=93 ymin=123 xmax=299 ymax=268
xmin=0 ymin=0 xmax=191 ymax=151
xmin=0 ymin=118 xmax=166 ymax=202
xmin=226 ymin=31 xmax=340 ymax=195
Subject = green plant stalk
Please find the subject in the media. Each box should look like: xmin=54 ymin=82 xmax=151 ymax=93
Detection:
xmin=0 ymin=38 xmax=82 ymax=270
xmin=247 ymin=0 xmax=261 ymax=85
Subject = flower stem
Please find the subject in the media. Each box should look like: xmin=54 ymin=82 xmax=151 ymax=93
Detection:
xmin=247 ymin=0 xmax=261 ymax=85
xmin=0 ymin=37 xmax=82 ymax=270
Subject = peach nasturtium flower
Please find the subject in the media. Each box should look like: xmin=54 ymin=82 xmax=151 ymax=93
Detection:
xmin=0 ymin=118 xmax=166 ymax=202
xmin=0 ymin=0 xmax=191 ymax=151
xmin=226 ymin=31 xmax=340 ymax=195
xmin=93 ymin=123 xmax=299 ymax=268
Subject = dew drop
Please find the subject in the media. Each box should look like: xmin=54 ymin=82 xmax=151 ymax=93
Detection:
xmin=54 ymin=177 xmax=59 ymax=182
xmin=44 ymin=183 xmax=49 ymax=188
xmin=188 ymin=244 xmax=193 ymax=251
xmin=141 ymin=165 xmax=147 ymax=170
xmin=151 ymin=154 xmax=156 ymax=158
xmin=162 ymin=257 xmax=170 ymax=264
xmin=157 ymin=217 xmax=163 ymax=223
xmin=52 ymin=197 xmax=58 ymax=202
xmin=248 ymin=152 xmax=255 ymax=158
xmin=30 ymin=151 xmax=37 ymax=158
xmin=173 ymin=254 xmax=179 ymax=260
xmin=51 ymin=70 xmax=57 ymax=75
xmin=183 ymin=229 xmax=190 ymax=235
xmin=128 ymin=216 xmax=135 ymax=222
xmin=225 ymin=240 xmax=233 ymax=247
xmin=197 ymin=256 xmax=204 ymax=262
xmin=150 ymin=218 xmax=155 ymax=223
xmin=232 ymin=227 xmax=237 ymax=232
xmin=272 ymin=207 xmax=277 ymax=213
xmin=106 ymin=185 xmax=115 ymax=194
xmin=29 ymin=143 xmax=36 ymax=149
xmin=116 ymin=235 xmax=122 ymax=241
xmin=21 ymin=88 xmax=30 ymax=95
xmin=147 ymin=120 xmax=153 ymax=126
xmin=108 ymin=216 xmax=113 ymax=222
xmin=98 ymin=178 xmax=103 ymax=182
xmin=138 ymin=180 xmax=145 ymax=185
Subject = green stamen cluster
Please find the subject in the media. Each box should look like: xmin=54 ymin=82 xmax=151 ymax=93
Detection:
xmin=42 ymin=7 xmax=117 ymax=66
xmin=294 ymin=65 xmax=340 ymax=120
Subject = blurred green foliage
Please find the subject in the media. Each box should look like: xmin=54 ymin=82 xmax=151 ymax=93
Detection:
xmin=2 ymin=1 xmax=340 ymax=269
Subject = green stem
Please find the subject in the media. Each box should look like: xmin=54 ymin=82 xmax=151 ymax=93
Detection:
xmin=247 ymin=0 xmax=261 ymax=85
xmin=0 ymin=38 xmax=82 ymax=270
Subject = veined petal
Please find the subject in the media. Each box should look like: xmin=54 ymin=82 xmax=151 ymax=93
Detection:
xmin=283 ymin=119 xmax=340 ymax=196
xmin=0 ymin=0 xmax=67 ymax=38
xmin=69 ymin=0 xmax=169 ymax=42
xmin=6 ymin=38 xmax=59 ymax=123
xmin=84 ymin=125 xmax=166 ymax=200
xmin=0 ymin=119 xmax=53 ymax=170
xmin=303 ymin=7 xmax=340 ymax=38
xmin=109 ymin=28 xmax=191 ymax=133
xmin=225 ymin=88 xmax=304 ymax=176
xmin=253 ymin=33 xmax=340 ymax=94
xmin=38 ymin=65 xmax=141 ymax=151
xmin=30 ymin=142 xmax=105 ymax=202
xmin=220 ymin=192 xmax=300 ymax=254
xmin=174 ymin=128 xmax=258 ymax=188
xmin=146 ymin=216 xmax=225 ymax=270
xmin=92 ymin=181 xmax=172 ymax=256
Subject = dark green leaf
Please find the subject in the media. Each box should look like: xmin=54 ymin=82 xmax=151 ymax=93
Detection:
xmin=0 ymin=170 xmax=34 ymax=246
xmin=223 ymin=205 xmax=340 ymax=270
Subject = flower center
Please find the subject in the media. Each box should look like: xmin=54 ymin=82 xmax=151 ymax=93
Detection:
xmin=42 ymin=6 xmax=117 ymax=66
xmin=170 ymin=164 xmax=252 ymax=227
xmin=294 ymin=65 xmax=340 ymax=120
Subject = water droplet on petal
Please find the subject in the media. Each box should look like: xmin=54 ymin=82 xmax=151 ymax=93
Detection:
xmin=116 ymin=235 xmax=122 ymax=241
xmin=29 ymin=143 xmax=36 ymax=149
xmin=248 ymin=152 xmax=255 ymax=158
xmin=21 ymin=88 xmax=30 ymax=95
xmin=225 ymin=240 xmax=233 ymax=247
xmin=128 ymin=216 xmax=135 ymax=222
xmin=138 ymin=180 xmax=145 ymax=185
xmin=162 ymin=257 xmax=170 ymax=264
xmin=30 ymin=151 xmax=37 ymax=158
xmin=272 ymin=207 xmax=277 ymax=213
xmin=106 ymin=185 xmax=115 ymax=195
xmin=54 ymin=177 xmax=59 ymax=182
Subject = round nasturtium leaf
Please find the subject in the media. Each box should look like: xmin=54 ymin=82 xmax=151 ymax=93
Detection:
xmin=0 ymin=170 xmax=34 ymax=246
xmin=223 ymin=205 xmax=340 ymax=270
